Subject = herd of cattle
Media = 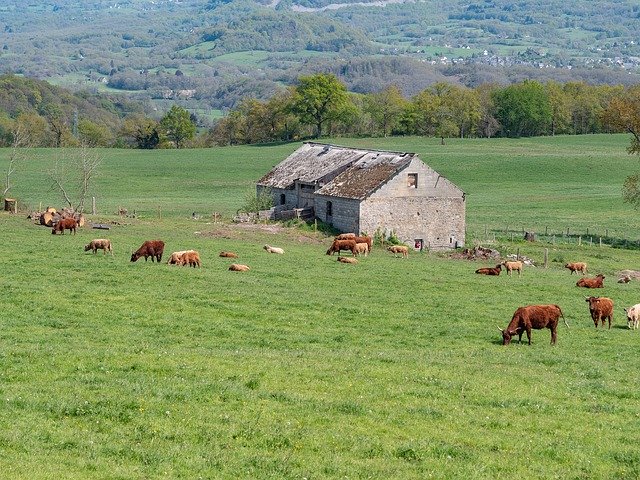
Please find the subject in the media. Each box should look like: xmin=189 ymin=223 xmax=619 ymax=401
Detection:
xmin=50 ymin=216 xmax=638 ymax=345
xmin=475 ymin=259 xmax=640 ymax=345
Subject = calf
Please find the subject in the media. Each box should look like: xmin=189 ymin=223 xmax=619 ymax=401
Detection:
xmin=337 ymin=256 xmax=358 ymax=264
xmin=565 ymin=262 xmax=587 ymax=275
xmin=180 ymin=250 xmax=201 ymax=268
xmin=229 ymin=263 xmax=250 ymax=272
xmin=326 ymin=239 xmax=357 ymax=256
xmin=84 ymin=239 xmax=113 ymax=255
xmin=499 ymin=304 xmax=567 ymax=345
xmin=130 ymin=240 xmax=165 ymax=263
xmin=624 ymin=304 xmax=640 ymax=330
xmin=354 ymin=242 xmax=369 ymax=256
xmin=263 ymin=244 xmax=284 ymax=254
xmin=475 ymin=264 xmax=502 ymax=276
xmin=501 ymin=260 xmax=523 ymax=276
xmin=51 ymin=218 xmax=77 ymax=235
xmin=585 ymin=296 xmax=614 ymax=329
xmin=219 ymin=251 xmax=238 ymax=258
xmin=353 ymin=236 xmax=373 ymax=252
xmin=387 ymin=245 xmax=409 ymax=258
xmin=576 ymin=274 xmax=605 ymax=288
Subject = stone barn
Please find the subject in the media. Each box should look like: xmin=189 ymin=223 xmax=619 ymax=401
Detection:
xmin=256 ymin=142 xmax=465 ymax=250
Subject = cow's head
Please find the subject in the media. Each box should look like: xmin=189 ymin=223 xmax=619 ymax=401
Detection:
xmin=130 ymin=252 xmax=139 ymax=262
xmin=498 ymin=327 xmax=513 ymax=345
xmin=84 ymin=244 xmax=92 ymax=251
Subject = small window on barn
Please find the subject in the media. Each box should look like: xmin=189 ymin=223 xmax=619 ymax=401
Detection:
xmin=407 ymin=173 xmax=418 ymax=188
xmin=326 ymin=201 xmax=333 ymax=216
xmin=280 ymin=194 xmax=286 ymax=205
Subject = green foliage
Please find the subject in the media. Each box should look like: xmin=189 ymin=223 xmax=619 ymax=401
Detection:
xmin=289 ymin=73 xmax=356 ymax=138
xmin=492 ymin=80 xmax=552 ymax=137
xmin=240 ymin=187 xmax=274 ymax=213
xmin=160 ymin=105 xmax=196 ymax=148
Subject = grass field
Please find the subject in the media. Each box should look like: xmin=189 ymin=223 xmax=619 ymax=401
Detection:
xmin=2 ymin=135 xmax=640 ymax=478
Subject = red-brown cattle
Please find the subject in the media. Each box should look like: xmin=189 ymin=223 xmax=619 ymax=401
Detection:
xmin=585 ymin=296 xmax=613 ymax=329
xmin=130 ymin=240 xmax=165 ymax=263
xmin=565 ymin=262 xmax=587 ymax=275
xmin=576 ymin=274 xmax=605 ymax=288
xmin=51 ymin=218 xmax=78 ymax=235
xmin=326 ymin=239 xmax=357 ymax=256
xmin=499 ymin=304 xmax=567 ymax=345
xmin=475 ymin=264 xmax=502 ymax=275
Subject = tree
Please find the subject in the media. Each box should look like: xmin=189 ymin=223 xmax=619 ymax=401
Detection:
xmin=121 ymin=114 xmax=160 ymax=149
xmin=492 ymin=80 xmax=552 ymax=137
xmin=49 ymin=146 xmax=101 ymax=213
xmin=363 ymin=85 xmax=406 ymax=137
xmin=160 ymin=105 xmax=196 ymax=148
xmin=3 ymin=121 xmax=31 ymax=197
xmin=289 ymin=73 xmax=354 ymax=138
xmin=604 ymin=87 xmax=640 ymax=208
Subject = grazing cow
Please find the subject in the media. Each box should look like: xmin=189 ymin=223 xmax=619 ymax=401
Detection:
xmin=84 ymin=239 xmax=113 ymax=255
xmin=263 ymin=244 xmax=284 ymax=254
xmin=353 ymin=236 xmax=373 ymax=252
xmin=219 ymin=251 xmax=238 ymax=258
xmin=499 ymin=304 xmax=567 ymax=345
xmin=387 ymin=245 xmax=409 ymax=258
xmin=337 ymin=256 xmax=358 ymax=264
xmin=624 ymin=304 xmax=640 ymax=330
xmin=167 ymin=250 xmax=189 ymax=265
xmin=576 ymin=274 xmax=605 ymax=288
xmin=354 ymin=242 xmax=369 ymax=256
xmin=229 ymin=263 xmax=250 ymax=272
xmin=326 ymin=239 xmax=357 ymax=256
xmin=180 ymin=250 xmax=201 ymax=268
xmin=51 ymin=218 xmax=78 ymax=235
xmin=501 ymin=260 xmax=523 ymax=276
xmin=130 ymin=240 xmax=165 ymax=263
xmin=585 ymin=296 xmax=614 ymax=329
xmin=335 ymin=233 xmax=356 ymax=240
xmin=565 ymin=262 xmax=588 ymax=275
xmin=475 ymin=264 xmax=502 ymax=276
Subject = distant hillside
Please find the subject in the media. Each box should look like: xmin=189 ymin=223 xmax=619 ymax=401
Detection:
xmin=1 ymin=0 xmax=639 ymax=112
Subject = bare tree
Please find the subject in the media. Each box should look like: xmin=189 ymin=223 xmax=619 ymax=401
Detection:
xmin=49 ymin=145 xmax=101 ymax=213
xmin=3 ymin=123 xmax=30 ymax=197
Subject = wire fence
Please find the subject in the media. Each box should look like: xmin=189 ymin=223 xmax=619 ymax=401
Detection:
xmin=467 ymin=225 xmax=640 ymax=251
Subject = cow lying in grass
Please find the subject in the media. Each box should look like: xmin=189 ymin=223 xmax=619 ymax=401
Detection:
xmin=499 ymin=304 xmax=567 ymax=345
xmin=475 ymin=265 xmax=502 ymax=275
xmin=576 ymin=274 xmax=605 ymax=288
xmin=84 ymin=239 xmax=113 ymax=255
xmin=229 ymin=263 xmax=250 ymax=272
xmin=264 ymin=244 xmax=284 ymax=254
xmin=337 ymin=256 xmax=358 ymax=264
xmin=219 ymin=251 xmax=238 ymax=258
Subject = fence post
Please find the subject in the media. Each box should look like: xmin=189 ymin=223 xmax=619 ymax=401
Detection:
xmin=578 ymin=236 xmax=581 ymax=246
xmin=544 ymin=248 xmax=548 ymax=269
xmin=552 ymin=235 xmax=555 ymax=245
xmin=516 ymin=247 xmax=520 ymax=260
xmin=92 ymin=196 xmax=96 ymax=215
xmin=566 ymin=227 xmax=570 ymax=237
xmin=599 ymin=237 xmax=602 ymax=247
xmin=545 ymin=226 xmax=548 ymax=235
xmin=590 ymin=237 xmax=593 ymax=246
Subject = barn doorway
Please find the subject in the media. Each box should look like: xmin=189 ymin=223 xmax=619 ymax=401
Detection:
xmin=414 ymin=238 xmax=423 ymax=251
xmin=280 ymin=193 xmax=286 ymax=205
xmin=326 ymin=201 xmax=333 ymax=224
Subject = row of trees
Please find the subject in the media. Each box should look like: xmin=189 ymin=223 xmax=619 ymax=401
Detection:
xmin=209 ymin=74 xmax=637 ymax=145
xmin=1 ymin=73 xmax=639 ymax=150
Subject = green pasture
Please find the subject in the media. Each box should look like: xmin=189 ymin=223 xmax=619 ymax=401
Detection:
xmin=2 ymin=135 xmax=640 ymax=478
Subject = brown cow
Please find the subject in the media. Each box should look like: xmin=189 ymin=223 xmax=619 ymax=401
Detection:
xmin=326 ymin=239 xmax=357 ymax=256
xmin=219 ymin=251 xmax=238 ymax=258
xmin=576 ymin=274 xmax=605 ymax=288
xmin=387 ymin=245 xmax=409 ymax=258
xmin=84 ymin=239 xmax=113 ymax=255
xmin=585 ymin=296 xmax=613 ymax=329
xmin=337 ymin=256 xmax=358 ymax=264
xmin=353 ymin=236 xmax=373 ymax=252
xmin=130 ymin=240 xmax=165 ymax=263
xmin=335 ymin=233 xmax=356 ymax=240
xmin=499 ymin=304 xmax=567 ymax=345
xmin=565 ymin=262 xmax=587 ymax=275
xmin=501 ymin=260 xmax=523 ymax=276
xmin=475 ymin=264 xmax=502 ymax=276
xmin=51 ymin=218 xmax=77 ymax=235
xmin=229 ymin=263 xmax=250 ymax=272
xmin=179 ymin=250 xmax=201 ymax=268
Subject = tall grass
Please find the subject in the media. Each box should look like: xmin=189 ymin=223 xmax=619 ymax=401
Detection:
xmin=1 ymin=135 xmax=640 ymax=478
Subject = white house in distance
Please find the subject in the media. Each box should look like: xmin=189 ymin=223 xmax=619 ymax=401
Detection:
xmin=256 ymin=142 xmax=465 ymax=250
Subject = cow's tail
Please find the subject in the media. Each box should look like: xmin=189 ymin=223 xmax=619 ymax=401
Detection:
xmin=558 ymin=305 xmax=569 ymax=328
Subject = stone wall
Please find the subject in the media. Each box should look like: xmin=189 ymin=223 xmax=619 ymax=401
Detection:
xmin=314 ymin=194 xmax=360 ymax=233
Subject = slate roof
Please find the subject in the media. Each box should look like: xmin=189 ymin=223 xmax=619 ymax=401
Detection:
xmin=257 ymin=142 xmax=414 ymax=199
